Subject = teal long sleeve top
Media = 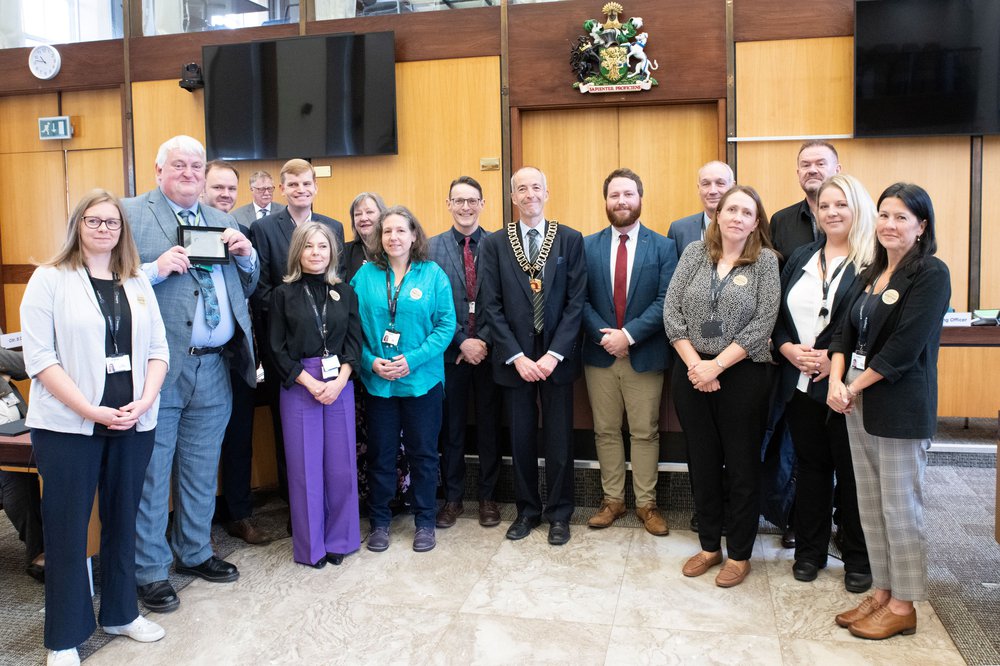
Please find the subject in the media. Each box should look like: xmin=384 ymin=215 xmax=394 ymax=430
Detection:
xmin=351 ymin=260 xmax=456 ymax=398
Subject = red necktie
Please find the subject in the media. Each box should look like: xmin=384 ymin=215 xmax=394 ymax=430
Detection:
xmin=614 ymin=233 xmax=628 ymax=329
xmin=463 ymin=236 xmax=477 ymax=336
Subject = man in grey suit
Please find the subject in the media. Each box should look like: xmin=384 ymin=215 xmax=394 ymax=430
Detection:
xmin=124 ymin=135 xmax=259 ymax=613
xmin=428 ymin=176 xmax=502 ymax=530
xmin=582 ymin=168 xmax=677 ymax=535
xmin=667 ymin=160 xmax=734 ymax=260
xmin=231 ymin=170 xmax=285 ymax=229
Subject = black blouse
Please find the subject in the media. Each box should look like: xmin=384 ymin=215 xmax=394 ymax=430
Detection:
xmin=268 ymin=273 xmax=362 ymax=389
xmin=90 ymin=277 xmax=135 ymax=437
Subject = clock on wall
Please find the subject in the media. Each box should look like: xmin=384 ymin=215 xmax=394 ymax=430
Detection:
xmin=28 ymin=44 xmax=61 ymax=80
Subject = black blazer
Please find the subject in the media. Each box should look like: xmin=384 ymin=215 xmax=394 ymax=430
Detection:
xmin=772 ymin=240 xmax=859 ymax=405
xmin=479 ymin=222 xmax=587 ymax=387
xmin=249 ymin=210 xmax=345 ymax=316
xmin=342 ymin=239 xmax=371 ymax=283
xmin=830 ymin=256 xmax=951 ymax=439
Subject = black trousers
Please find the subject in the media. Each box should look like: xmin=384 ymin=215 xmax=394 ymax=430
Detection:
xmin=672 ymin=359 xmax=769 ymax=560
xmin=0 ymin=469 xmax=43 ymax=565
xmin=219 ymin=367 xmax=256 ymax=521
xmin=785 ymin=390 xmax=870 ymax=573
xmin=260 ymin=352 xmax=289 ymax=502
xmin=440 ymin=359 xmax=502 ymax=502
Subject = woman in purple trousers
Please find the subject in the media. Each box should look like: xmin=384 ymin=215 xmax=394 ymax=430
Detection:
xmin=269 ymin=221 xmax=363 ymax=568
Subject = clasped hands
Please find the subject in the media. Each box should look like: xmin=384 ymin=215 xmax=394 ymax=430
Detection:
xmin=782 ymin=343 xmax=831 ymax=381
xmin=686 ymin=360 xmax=721 ymax=393
xmin=373 ymin=355 xmax=410 ymax=382
xmin=826 ymin=380 xmax=855 ymax=415
xmin=91 ymin=398 xmax=153 ymax=430
xmin=514 ymin=353 xmax=559 ymax=382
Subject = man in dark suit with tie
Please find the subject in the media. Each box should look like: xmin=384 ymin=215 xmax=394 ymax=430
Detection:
xmin=231 ymin=170 xmax=285 ymax=229
xmin=428 ymin=176 xmax=503 ymax=530
xmin=479 ymin=166 xmax=586 ymax=546
xmin=582 ymin=168 xmax=677 ymax=535
xmin=124 ymin=135 xmax=259 ymax=613
xmin=667 ymin=160 xmax=733 ymax=260
xmin=249 ymin=159 xmax=345 ymax=504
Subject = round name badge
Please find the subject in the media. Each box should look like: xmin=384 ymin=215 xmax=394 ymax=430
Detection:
xmin=329 ymin=289 xmax=340 ymax=301
xmin=882 ymin=289 xmax=900 ymax=305
xmin=409 ymin=287 xmax=423 ymax=300
xmin=733 ymin=275 xmax=748 ymax=287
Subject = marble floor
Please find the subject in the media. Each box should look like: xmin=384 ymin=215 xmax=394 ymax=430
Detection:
xmin=86 ymin=518 xmax=965 ymax=666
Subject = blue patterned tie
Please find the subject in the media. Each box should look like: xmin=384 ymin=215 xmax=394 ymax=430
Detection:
xmin=178 ymin=210 xmax=221 ymax=329
xmin=527 ymin=228 xmax=544 ymax=333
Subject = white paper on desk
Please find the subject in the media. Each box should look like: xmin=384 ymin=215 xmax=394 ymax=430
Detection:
xmin=0 ymin=332 xmax=22 ymax=349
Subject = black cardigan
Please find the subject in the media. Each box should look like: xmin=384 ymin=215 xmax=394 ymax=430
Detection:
xmin=829 ymin=256 xmax=951 ymax=439
xmin=772 ymin=240 xmax=859 ymax=406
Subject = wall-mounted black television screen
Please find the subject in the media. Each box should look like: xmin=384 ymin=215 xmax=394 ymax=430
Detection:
xmin=203 ymin=32 xmax=397 ymax=160
xmin=855 ymin=0 xmax=1000 ymax=137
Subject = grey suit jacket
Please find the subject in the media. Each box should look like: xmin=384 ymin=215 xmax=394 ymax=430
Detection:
xmin=428 ymin=228 xmax=493 ymax=364
xmin=232 ymin=202 xmax=285 ymax=230
xmin=666 ymin=212 xmax=706 ymax=260
xmin=123 ymin=188 xmax=259 ymax=388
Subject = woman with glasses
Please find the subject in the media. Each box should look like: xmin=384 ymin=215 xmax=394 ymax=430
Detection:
xmin=21 ymin=189 xmax=170 ymax=666
xmin=773 ymin=174 xmax=876 ymax=593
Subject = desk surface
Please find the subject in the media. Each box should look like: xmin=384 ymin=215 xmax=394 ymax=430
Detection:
xmin=0 ymin=432 xmax=32 ymax=467
xmin=941 ymin=326 xmax=1000 ymax=346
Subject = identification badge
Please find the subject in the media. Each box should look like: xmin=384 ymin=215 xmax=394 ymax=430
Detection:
xmin=701 ymin=320 xmax=724 ymax=338
xmin=106 ymin=354 xmax=132 ymax=374
xmin=882 ymin=289 xmax=899 ymax=305
xmin=733 ymin=275 xmax=748 ymax=287
xmin=468 ymin=301 xmax=476 ymax=314
xmin=1 ymin=392 xmax=20 ymax=407
xmin=850 ymin=353 xmax=866 ymax=370
xmin=321 ymin=355 xmax=340 ymax=379
xmin=382 ymin=330 xmax=401 ymax=347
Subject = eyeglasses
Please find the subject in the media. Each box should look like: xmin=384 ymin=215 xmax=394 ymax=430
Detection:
xmin=251 ymin=186 xmax=275 ymax=193
xmin=449 ymin=197 xmax=482 ymax=207
xmin=82 ymin=216 xmax=122 ymax=230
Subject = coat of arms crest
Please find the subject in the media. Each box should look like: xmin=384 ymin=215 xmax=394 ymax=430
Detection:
xmin=570 ymin=2 xmax=659 ymax=94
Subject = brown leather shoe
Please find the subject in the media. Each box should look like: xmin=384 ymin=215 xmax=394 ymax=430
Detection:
xmin=478 ymin=500 xmax=501 ymax=527
xmin=682 ymin=550 xmax=723 ymax=577
xmin=435 ymin=502 xmax=464 ymax=528
xmin=225 ymin=518 xmax=268 ymax=545
xmin=715 ymin=559 xmax=751 ymax=587
xmin=587 ymin=498 xmax=626 ymax=528
xmin=635 ymin=503 xmax=669 ymax=536
xmin=835 ymin=595 xmax=883 ymax=628
xmin=848 ymin=605 xmax=917 ymax=639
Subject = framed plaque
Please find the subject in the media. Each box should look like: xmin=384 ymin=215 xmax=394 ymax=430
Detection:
xmin=177 ymin=226 xmax=230 ymax=265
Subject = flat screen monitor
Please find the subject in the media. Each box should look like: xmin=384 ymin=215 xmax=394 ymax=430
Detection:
xmin=203 ymin=32 xmax=398 ymax=160
xmin=855 ymin=0 xmax=1000 ymax=137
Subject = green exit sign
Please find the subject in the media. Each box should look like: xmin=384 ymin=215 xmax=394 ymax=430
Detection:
xmin=38 ymin=116 xmax=73 ymax=140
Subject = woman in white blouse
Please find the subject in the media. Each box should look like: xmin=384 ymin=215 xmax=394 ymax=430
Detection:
xmin=772 ymin=174 xmax=876 ymax=593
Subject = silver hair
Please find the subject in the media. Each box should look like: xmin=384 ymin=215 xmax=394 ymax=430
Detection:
xmin=155 ymin=135 xmax=206 ymax=168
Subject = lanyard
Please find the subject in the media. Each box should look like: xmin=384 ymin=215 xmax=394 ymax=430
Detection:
xmin=709 ymin=265 xmax=738 ymax=315
xmin=385 ymin=262 xmax=411 ymax=328
xmin=304 ymin=283 xmax=329 ymax=357
xmin=818 ymin=247 xmax=847 ymax=318
xmin=857 ymin=271 xmax=889 ymax=353
xmin=88 ymin=273 xmax=123 ymax=355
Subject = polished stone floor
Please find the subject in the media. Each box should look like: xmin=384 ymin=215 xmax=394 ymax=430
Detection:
xmin=84 ymin=516 xmax=965 ymax=666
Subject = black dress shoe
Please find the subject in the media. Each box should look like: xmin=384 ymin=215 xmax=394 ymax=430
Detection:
xmin=792 ymin=560 xmax=819 ymax=582
xmin=845 ymin=571 xmax=873 ymax=593
xmin=505 ymin=515 xmax=541 ymax=540
xmin=781 ymin=529 xmax=796 ymax=549
xmin=137 ymin=580 xmax=180 ymax=613
xmin=689 ymin=512 xmax=699 ymax=532
xmin=25 ymin=563 xmax=45 ymax=583
xmin=326 ymin=553 xmax=344 ymax=565
xmin=175 ymin=556 xmax=239 ymax=583
xmin=305 ymin=559 xmax=326 ymax=569
xmin=547 ymin=521 xmax=571 ymax=546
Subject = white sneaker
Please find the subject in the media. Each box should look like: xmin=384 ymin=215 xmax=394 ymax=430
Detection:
xmin=47 ymin=649 xmax=80 ymax=666
xmin=103 ymin=615 xmax=166 ymax=642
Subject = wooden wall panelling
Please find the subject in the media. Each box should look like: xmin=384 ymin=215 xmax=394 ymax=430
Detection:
xmin=520 ymin=107 xmax=620 ymax=238
xmin=4 ymin=284 xmax=27 ymax=334
xmin=733 ymin=0 xmax=853 ymax=42
xmin=130 ymin=81 xmax=206 ymax=194
xmin=60 ymin=89 xmax=124 ymax=151
xmin=938 ymin=347 xmax=1000 ymax=418
xmin=0 ymin=152 xmax=68 ymax=265
xmin=67 ymin=149 xmax=126 ymax=205
xmin=0 ymin=40 xmax=125 ymax=96
xmin=0 ymin=94 xmax=61 ymax=154
xmin=981 ymin=136 xmax=1000 ymax=308
xmin=737 ymin=136 xmax=971 ymax=309
xmin=619 ymin=104 xmax=721 ymax=234
xmin=735 ymin=37 xmax=853 ymax=138
xmin=508 ymin=0 xmax=726 ymax=109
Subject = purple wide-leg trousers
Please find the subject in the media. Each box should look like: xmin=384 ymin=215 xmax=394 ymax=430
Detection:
xmin=279 ymin=359 xmax=361 ymax=565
